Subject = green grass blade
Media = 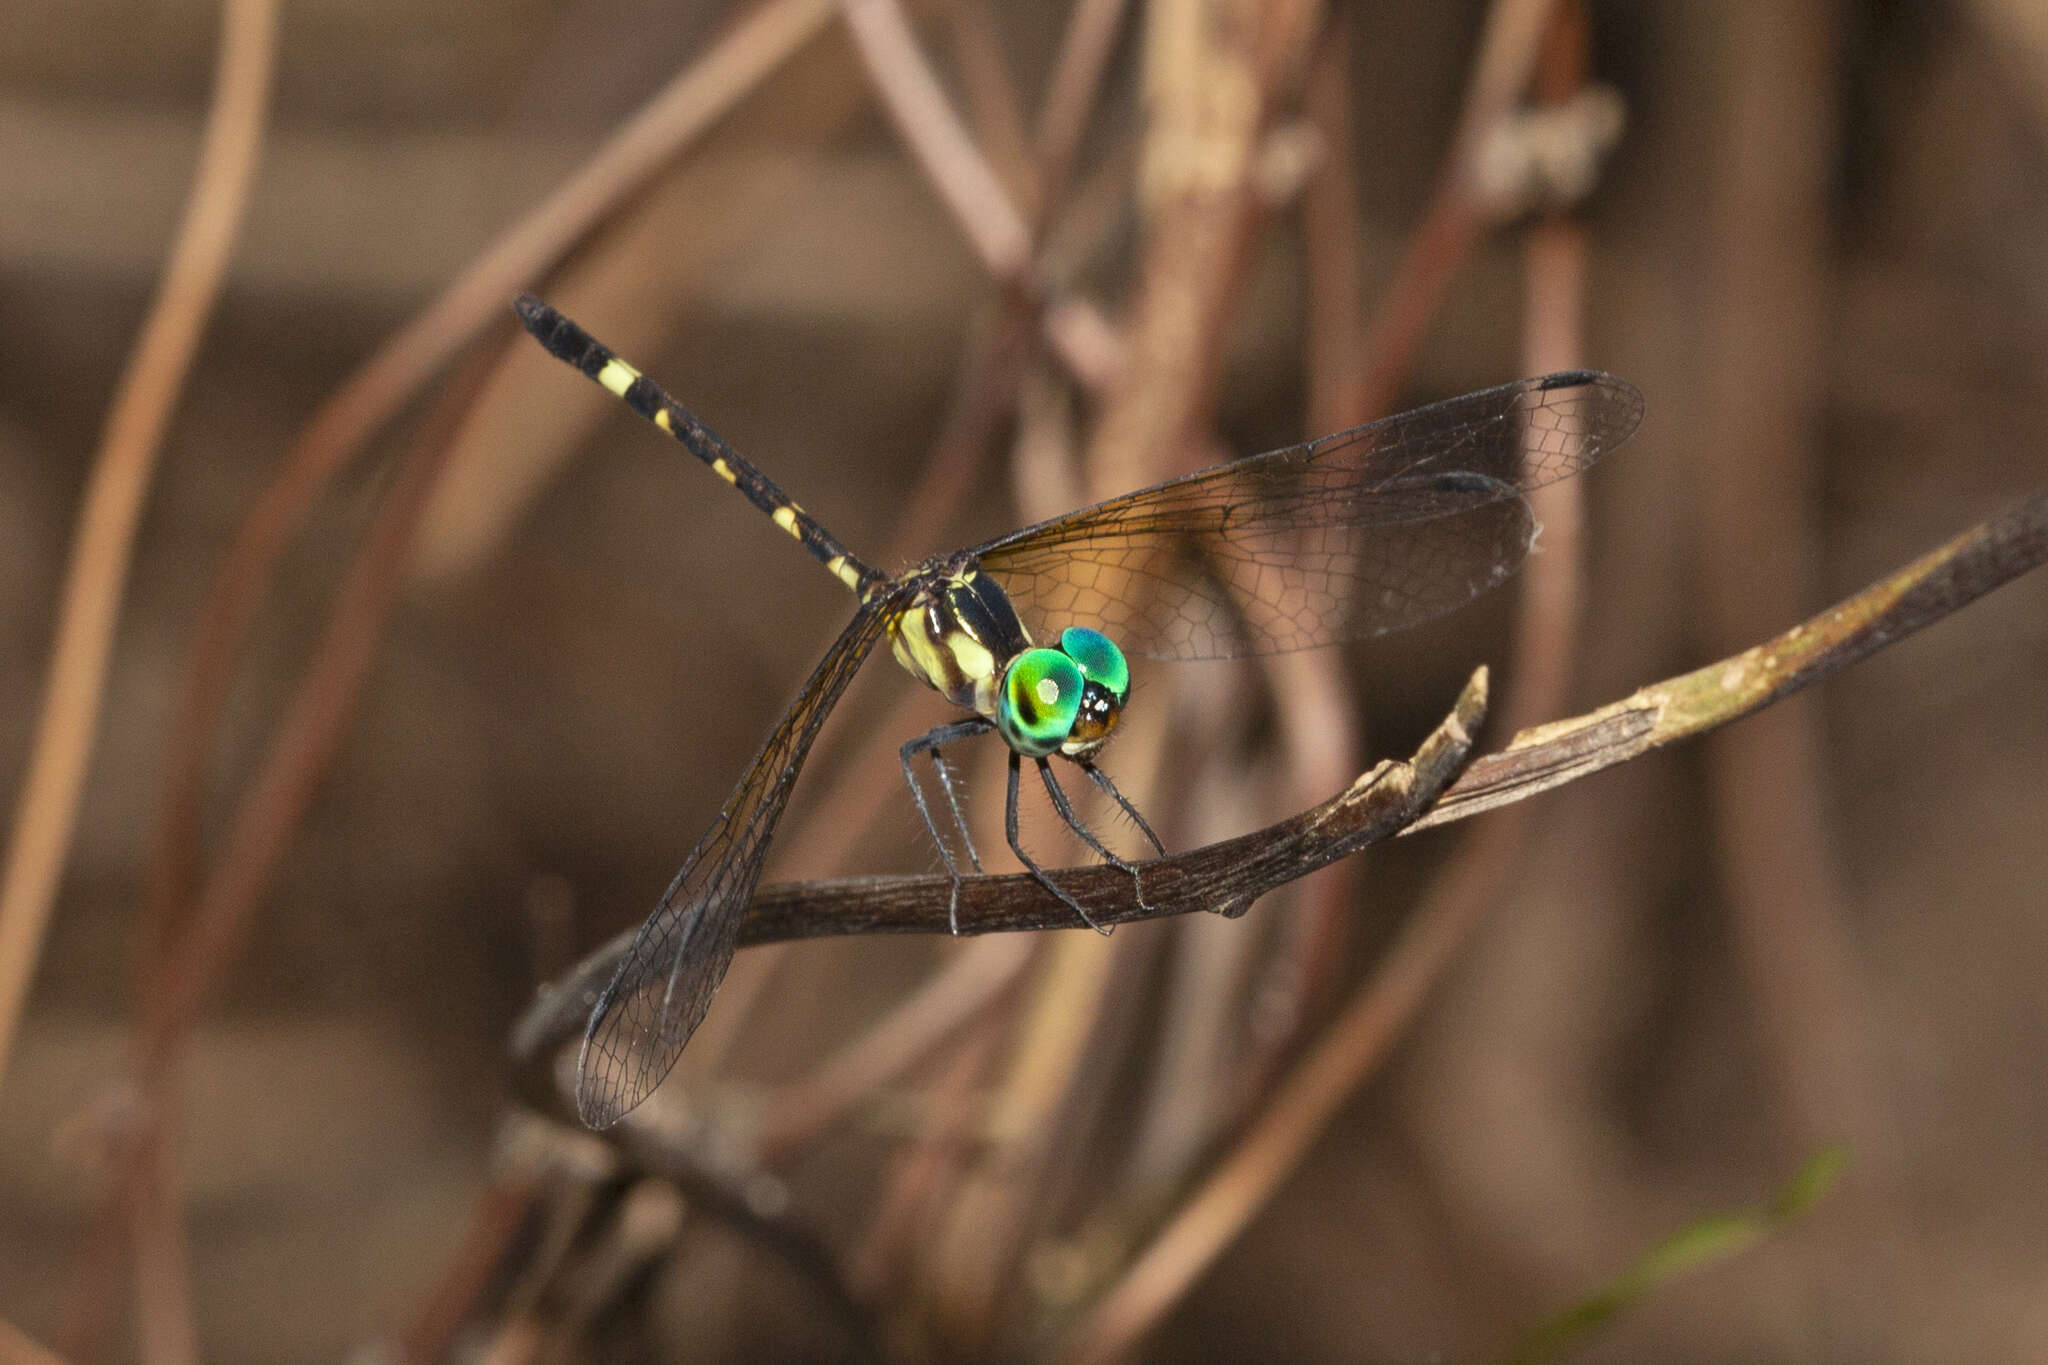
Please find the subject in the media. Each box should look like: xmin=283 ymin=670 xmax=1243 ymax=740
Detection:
xmin=1503 ymin=1145 xmax=1850 ymax=1365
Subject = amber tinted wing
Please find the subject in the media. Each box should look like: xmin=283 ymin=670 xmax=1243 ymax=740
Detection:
xmin=973 ymin=371 xmax=1643 ymax=660
xmin=576 ymin=599 xmax=903 ymax=1128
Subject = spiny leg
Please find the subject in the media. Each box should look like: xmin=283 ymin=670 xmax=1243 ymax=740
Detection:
xmin=903 ymin=719 xmax=993 ymax=871
xmin=1075 ymin=761 xmax=1167 ymax=858
xmin=901 ymin=718 xmax=994 ymax=934
xmin=1007 ymin=751 xmax=1109 ymax=934
xmin=1038 ymin=758 xmax=1152 ymax=914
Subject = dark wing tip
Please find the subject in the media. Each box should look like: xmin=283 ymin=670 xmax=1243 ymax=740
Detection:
xmin=1415 ymin=470 xmax=1515 ymax=495
xmin=1535 ymin=370 xmax=1646 ymax=457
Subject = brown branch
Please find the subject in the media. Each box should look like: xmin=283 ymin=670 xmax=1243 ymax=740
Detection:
xmin=839 ymin=0 xmax=1126 ymax=392
xmin=604 ymin=1139 xmax=884 ymax=1363
xmin=1301 ymin=13 xmax=1367 ymax=435
xmin=755 ymin=934 xmax=1037 ymax=1164
xmin=0 ymin=5 xmax=278 ymax=1355
xmin=1413 ymin=491 xmax=2048 ymax=824
xmin=68 ymin=353 xmax=499 ymax=1363
xmin=0 ymin=0 xmax=277 ymax=1100
xmin=405 ymin=1127 xmax=877 ymax=1363
xmin=944 ymin=0 xmax=1041 ymax=215
xmin=396 ymin=1166 xmax=545 ymax=1364
xmin=139 ymin=353 xmax=496 ymax=1062
xmin=512 ymin=669 xmax=1486 ymax=1078
xmin=846 ymin=1014 xmax=1007 ymax=1299
xmin=1349 ymin=0 xmax=1563 ymax=420
xmin=1697 ymin=0 xmax=1882 ymax=1171
xmin=512 ymin=489 xmax=2048 ymax=1096
xmin=128 ymin=1124 xmax=196 ymax=1365
xmin=841 ymin=0 xmax=1034 ymax=281
xmin=1032 ymin=0 xmax=1132 ymax=224
xmin=0 ymin=1317 xmax=69 ymax=1365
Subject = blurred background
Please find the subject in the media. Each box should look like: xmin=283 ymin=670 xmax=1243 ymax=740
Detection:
xmin=3 ymin=0 xmax=2047 ymax=1360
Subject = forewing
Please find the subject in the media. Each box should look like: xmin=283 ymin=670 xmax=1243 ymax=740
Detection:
xmin=975 ymin=371 xmax=1643 ymax=659
xmin=575 ymin=601 xmax=899 ymax=1128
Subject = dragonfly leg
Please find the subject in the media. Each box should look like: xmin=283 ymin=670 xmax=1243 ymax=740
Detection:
xmin=901 ymin=718 xmax=994 ymax=935
xmin=1008 ymin=752 xmax=1110 ymax=934
xmin=1074 ymin=761 xmax=1167 ymax=858
xmin=1039 ymin=759 xmax=1152 ymax=914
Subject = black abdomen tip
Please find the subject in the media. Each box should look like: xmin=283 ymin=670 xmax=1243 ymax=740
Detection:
xmin=515 ymin=295 xmax=616 ymax=379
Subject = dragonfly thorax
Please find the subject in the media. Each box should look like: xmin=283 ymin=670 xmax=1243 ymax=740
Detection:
xmin=887 ymin=565 xmax=1129 ymax=759
xmin=888 ymin=564 xmax=1031 ymax=715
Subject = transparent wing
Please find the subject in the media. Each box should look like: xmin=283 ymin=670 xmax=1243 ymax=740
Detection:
xmin=576 ymin=600 xmax=901 ymax=1128
xmin=973 ymin=371 xmax=1643 ymax=660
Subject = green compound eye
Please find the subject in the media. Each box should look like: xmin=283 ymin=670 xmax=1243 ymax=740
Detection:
xmin=997 ymin=648 xmax=1084 ymax=757
xmin=1059 ymin=627 xmax=1128 ymax=701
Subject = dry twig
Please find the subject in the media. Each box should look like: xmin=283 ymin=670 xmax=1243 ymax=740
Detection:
xmin=843 ymin=0 xmax=1034 ymax=281
xmin=0 ymin=0 xmax=277 ymax=1098
xmin=1350 ymin=0 xmax=1566 ymax=419
xmin=0 ymin=1316 xmax=68 ymax=1365
xmin=1697 ymin=0 xmax=1885 ymax=1173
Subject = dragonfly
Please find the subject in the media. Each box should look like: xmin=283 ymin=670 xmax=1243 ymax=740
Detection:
xmin=514 ymin=294 xmax=1643 ymax=1128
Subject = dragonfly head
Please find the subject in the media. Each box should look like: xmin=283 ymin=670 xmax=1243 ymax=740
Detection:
xmin=996 ymin=627 xmax=1129 ymax=759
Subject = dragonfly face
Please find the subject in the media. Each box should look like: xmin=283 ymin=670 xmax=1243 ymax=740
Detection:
xmin=1048 ymin=626 xmax=1128 ymax=757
